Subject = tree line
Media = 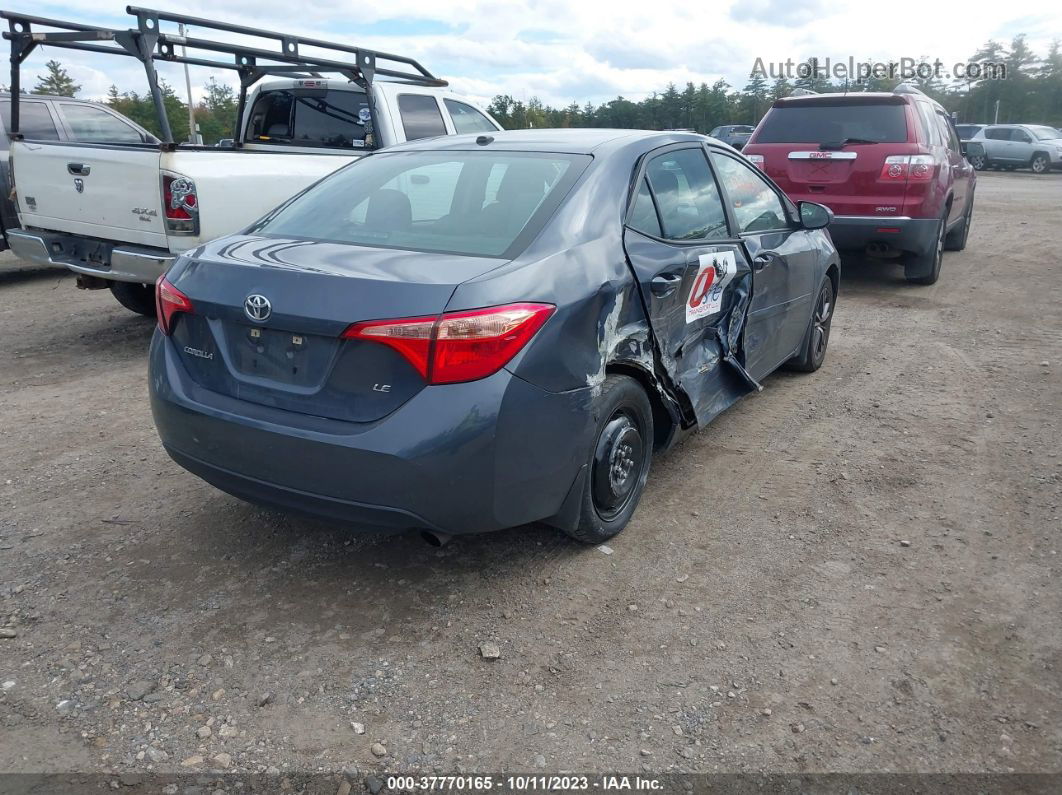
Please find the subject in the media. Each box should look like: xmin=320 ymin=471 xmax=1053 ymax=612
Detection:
xmin=21 ymin=34 xmax=1062 ymax=142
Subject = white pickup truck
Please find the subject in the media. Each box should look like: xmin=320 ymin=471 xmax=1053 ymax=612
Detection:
xmin=4 ymin=8 xmax=501 ymax=315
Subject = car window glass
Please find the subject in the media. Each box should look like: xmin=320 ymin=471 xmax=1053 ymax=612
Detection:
xmin=915 ymin=103 xmax=941 ymax=146
xmin=443 ymin=99 xmax=496 ymax=134
xmin=755 ymin=102 xmax=907 ymax=143
xmin=985 ymin=127 xmax=1010 ymax=141
xmin=255 ymin=151 xmax=588 ymax=258
xmin=398 ymin=94 xmax=447 ymax=141
xmin=1011 ymin=129 xmax=1032 ymax=143
xmin=245 ymin=89 xmax=369 ymax=148
xmin=645 ymin=148 xmax=728 ymax=240
xmin=936 ymin=113 xmax=960 ymax=151
xmin=709 ymin=153 xmax=789 ymax=234
xmin=627 ymin=177 xmax=662 ymax=238
xmin=60 ymin=103 xmax=142 ymax=143
xmin=0 ymin=100 xmax=60 ymax=140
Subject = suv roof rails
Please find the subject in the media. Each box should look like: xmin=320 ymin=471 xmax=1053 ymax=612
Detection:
xmin=1 ymin=6 xmax=447 ymax=146
xmin=893 ymin=83 xmax=925 ymax=96
xmin=789 ymin=88 xmax=819 ymax=97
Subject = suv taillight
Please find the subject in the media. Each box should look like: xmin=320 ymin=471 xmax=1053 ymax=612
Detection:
xmin=343 ymin=303 xmax=555 ymax=384
xmin=155 ymin=275 xmax=193 ymax=335
xmin=745 ymin=153 xmax=765 ymax=170
xmin=162 ymin=173 xmax=199 ymax=235
xmin=880 ymin=155 xmax=935 ymax=181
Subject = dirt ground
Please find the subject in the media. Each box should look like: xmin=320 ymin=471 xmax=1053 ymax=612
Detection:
xmin=0 ymin=171 xmax=1059 ymax=786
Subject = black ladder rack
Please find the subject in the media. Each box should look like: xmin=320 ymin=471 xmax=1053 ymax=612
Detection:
xmin=2 ymin=5 xmax=447 ymax=147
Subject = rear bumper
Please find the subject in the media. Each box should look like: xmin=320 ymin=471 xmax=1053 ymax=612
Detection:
xmin=149 ymin=331 xmax=593 ymax=535
xmin=827 ymin=216 xmax=939 ymax=256
xmin=5 ymin=228 xmax=174 ymax=283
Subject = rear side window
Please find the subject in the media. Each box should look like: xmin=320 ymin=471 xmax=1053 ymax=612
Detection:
xmin=443 ymin=100 xmax=496 ymax=134
xmin=253 ymin=150 xmax=590 ymax=258
xmin=627 ymin=178 xmax=662 ymax=238
xmin=0 ymin=100 xmax=60 ymax=140
xmin=984 ymin=127 xmax=1011 ymax=141
xmin=936 ymin=112 xmax=960 ymax=151
xmin=756 ymin=102 xmax=908 ymax=144
xmin=398 ymin=94 xmax=447 ymax=141
xmin=954 ymin=124 xmax=981 ymax=139
xmin=245 ymin=88 xmax=370 ymax=148
xmin=645 ymin=148 xmax=729 ymax=241
xmin=61 ymin=104 xmax=143 ymax=143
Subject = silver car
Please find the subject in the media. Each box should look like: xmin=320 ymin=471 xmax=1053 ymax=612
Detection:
xmin=970 ymin=124 xmax=1062 ymax=173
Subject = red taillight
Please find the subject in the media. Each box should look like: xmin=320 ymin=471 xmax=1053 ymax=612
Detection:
xmin=162 ymin=174 xmax=199 ymax=235
xmin=879 ymin=155 xmax=935 ymax=181
xmin=155 ymin=275 xmax=193 ymax=335
xmin=343 ymin=303 xmax=555 ymax=384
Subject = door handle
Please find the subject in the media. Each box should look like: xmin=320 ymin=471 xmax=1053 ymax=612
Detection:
xmin=67 ymin=163 xmax=90 ymax=176
xmin=650 ymin=272 xmax=683 ymax=297
xmin=752 ymin=251 xmax=782 ymax=271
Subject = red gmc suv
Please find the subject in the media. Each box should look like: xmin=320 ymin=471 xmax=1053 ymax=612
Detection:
xmin=742 ymin=86 xmax=975 ymax=284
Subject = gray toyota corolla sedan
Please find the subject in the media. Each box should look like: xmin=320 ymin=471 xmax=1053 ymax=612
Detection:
xmin=150 ymin=129 xmax=840 ymax=544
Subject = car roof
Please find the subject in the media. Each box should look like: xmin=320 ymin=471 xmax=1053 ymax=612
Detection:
xmin=384 ymin=128 xmax=709 ymax=155
xmin=0 ymin=92 xmax=104 ymax=105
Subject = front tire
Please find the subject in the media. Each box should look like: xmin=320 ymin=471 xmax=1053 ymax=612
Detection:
xmin=109 ymin=281 xmax=157 ymax=317
xmin=905 ymin=212 xmax=946 ymax=285
xmin=785 ymin=276 xmax=835 ymax=373
xmin=1030 ymin=154 xmax=1049 ymax=174
xmin=564 ymin=375 xmax=653 ymax=544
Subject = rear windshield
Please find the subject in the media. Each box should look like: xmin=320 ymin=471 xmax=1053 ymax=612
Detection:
xmin=252 ymin=150 xmax=591 ymax=258
xmin=755 ymin=102 xmax=908 ymax=144
xmin=954 ymin=124 xmax=982 ymax=139
xmin=245 ymin=88 xmax=370 ymax=148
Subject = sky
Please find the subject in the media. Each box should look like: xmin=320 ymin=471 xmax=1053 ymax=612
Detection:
xmin=9 ymin=0 xmax=1062 ymax=109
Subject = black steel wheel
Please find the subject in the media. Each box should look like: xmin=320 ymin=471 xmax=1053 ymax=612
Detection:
xmin=564 ymin=375 xmax=653 ymax=544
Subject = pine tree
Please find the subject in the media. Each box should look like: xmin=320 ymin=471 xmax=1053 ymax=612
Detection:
xmin=33 ymin=60 xmax=80 ymax=97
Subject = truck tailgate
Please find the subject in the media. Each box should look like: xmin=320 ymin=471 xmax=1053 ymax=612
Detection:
xmin=12 ymin=141 xmax=166 ymax=248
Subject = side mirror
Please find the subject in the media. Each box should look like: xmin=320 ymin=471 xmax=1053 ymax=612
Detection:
xmin=798 ymin=201 xmax=832 ymax=230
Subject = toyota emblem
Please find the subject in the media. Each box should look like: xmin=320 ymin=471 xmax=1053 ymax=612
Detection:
xmin=244 ymin=294 xmax=271 ymax=322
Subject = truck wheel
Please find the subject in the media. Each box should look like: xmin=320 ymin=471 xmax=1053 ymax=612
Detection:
xmin=905 ymin=212 xmax=946 ymax=285
xmin=109 ymin=282 xmax=157 ymax=317
xmin=944 ymin=191 xmax=974 ymax=252
xmin=1030 ymin=154 xmax=1049 ymax=174
xmin=564 ymin=375 xmax=653 ymax=545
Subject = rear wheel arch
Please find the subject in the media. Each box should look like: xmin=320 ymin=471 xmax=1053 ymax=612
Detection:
xmin=605 ymin=361 xmax=677 ymax=450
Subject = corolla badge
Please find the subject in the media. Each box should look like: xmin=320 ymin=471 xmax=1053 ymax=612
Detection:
xmin=244 ymin=294 xmax=271 ymax=322
xmin=73 ymin=178 xmax=84 ymax=193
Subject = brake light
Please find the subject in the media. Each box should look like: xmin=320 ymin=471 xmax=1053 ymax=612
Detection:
xmin=155 ymin=275 xmax=193 ymax=335
xmin=162 ymin=174 xmax=199 ymax=235
xmin=745 ymin=153 xmax=765 ymax=170
xmin=343 ymin=303 xmax=555 ymax=384
xmin=879 ymin=155 xmax=935 ymax=181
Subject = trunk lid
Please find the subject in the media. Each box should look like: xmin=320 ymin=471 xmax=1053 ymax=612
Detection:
xmin=168 ymin=234 xmax=507 ymax=422
xmin=12 ymin=141 xmax=166 ymax=247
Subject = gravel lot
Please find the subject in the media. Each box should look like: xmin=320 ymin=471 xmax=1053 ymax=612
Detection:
xmin=1 ymin=171 xmax=1060 ymax=786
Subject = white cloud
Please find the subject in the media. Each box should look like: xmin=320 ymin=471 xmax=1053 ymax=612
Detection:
xmin=10 ymin=0 xmax=1062 ymax=109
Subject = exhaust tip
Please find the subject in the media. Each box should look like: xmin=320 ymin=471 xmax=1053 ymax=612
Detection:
xmin=421 ymin=530 xmax=452 ymax=547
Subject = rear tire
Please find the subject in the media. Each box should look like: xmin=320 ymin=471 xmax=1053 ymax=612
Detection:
xmin=969 ymin=153 xmax=987 ymax=170
xmin=785 ymin=276 xmax=834 ymax=373
xmin=944 ymin=191 xmax=974 ymax=252
xmin=564 ymin=375 xmax=653 ymax=545
xmin=109 ymin=281 xmax=157 ymax=317
xmin=905 ymin=212 xmax=946 ymax=285
xmin=1030 ymin=154 xmax=1049 ymax=174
